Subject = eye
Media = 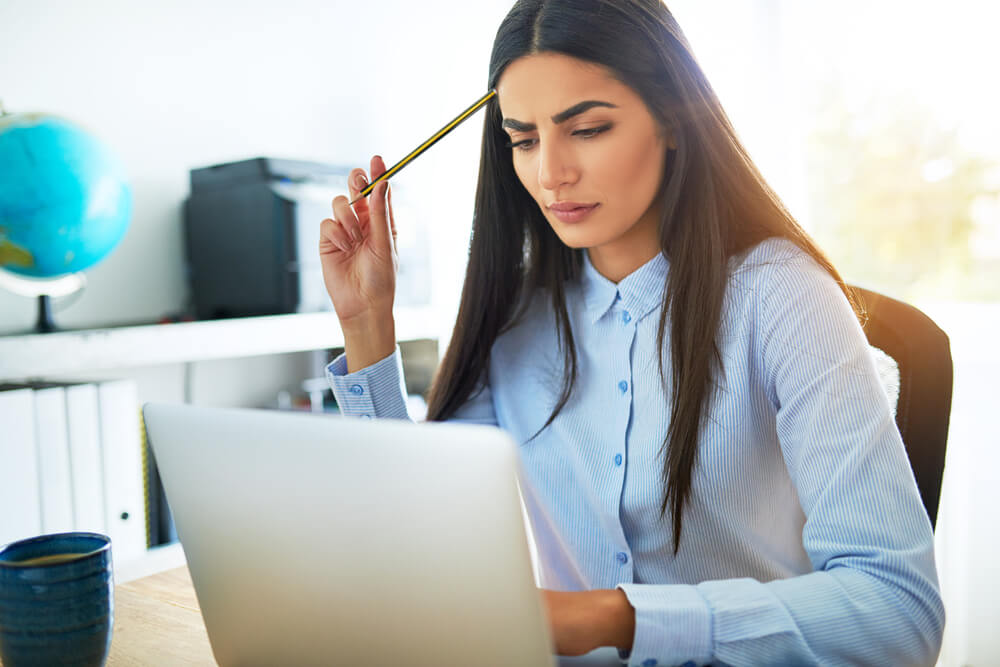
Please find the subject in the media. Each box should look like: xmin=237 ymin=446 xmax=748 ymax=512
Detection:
xmin=505 ymin=138 xmax=537 ymax=151
xmin=573 ymin=123 xmax=612 ymax=139
xmin=504 ymin=123 xmax=612 ymax=152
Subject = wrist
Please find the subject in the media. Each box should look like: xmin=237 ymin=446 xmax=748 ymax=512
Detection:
xmin=340 ymin=311 xmax=396 ymax=373
xmin=339 ymin=305 xmax=393 ymax=337
xmin=599 ymin=589 xmax=635 ymax=652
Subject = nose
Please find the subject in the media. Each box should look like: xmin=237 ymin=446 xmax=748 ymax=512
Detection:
xmin=537 ymin=138 xmax=579 ymax=192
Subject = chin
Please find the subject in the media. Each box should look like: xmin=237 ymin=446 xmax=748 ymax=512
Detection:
xmin=548 ymin=223 xmax=610 ymax=250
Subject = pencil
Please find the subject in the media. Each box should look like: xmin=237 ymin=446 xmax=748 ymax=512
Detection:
xmin=349 ymin=89 xmax=497 ymax=205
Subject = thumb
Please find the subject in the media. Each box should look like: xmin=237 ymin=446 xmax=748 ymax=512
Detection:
xmin=367 ymin=155 xmax=393 ymax=254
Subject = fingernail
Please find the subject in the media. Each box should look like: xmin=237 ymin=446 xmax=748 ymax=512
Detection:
xmin=356 ymin=174 xmax=368 ymax=189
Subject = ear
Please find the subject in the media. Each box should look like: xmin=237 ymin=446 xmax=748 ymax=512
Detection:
xmin=662 ymin=124 xmax=678 ymax=150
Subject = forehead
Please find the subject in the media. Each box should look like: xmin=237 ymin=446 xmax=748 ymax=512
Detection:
xmin=496 ymin=53 xmax=627 ymax=119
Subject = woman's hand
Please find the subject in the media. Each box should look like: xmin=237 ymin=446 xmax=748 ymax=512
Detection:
xmin=319 ymin=155 xmax=399 ymax=370
xmin=541 ymin=589 xmax=635 ymax=657
xmin=320 ymin=154 xmax=398 ymax=325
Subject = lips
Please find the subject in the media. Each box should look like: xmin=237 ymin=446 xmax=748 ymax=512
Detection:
xmin=549 ymin=201 xmax=597 ymax=212
xmin=547 ymin=202 xmax=599 ymax=223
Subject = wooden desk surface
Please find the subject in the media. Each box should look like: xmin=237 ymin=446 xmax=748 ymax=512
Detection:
xmin=108 ymin=566 xmax=215 ymax=666
xmin=4 ymin=565 xmax=619 ymax=666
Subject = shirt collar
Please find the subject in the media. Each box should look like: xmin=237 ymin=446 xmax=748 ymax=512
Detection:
xmin=580 ymin=250 xmax=669 ymax=324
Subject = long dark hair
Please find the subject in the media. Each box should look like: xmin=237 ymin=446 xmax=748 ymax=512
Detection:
xmin=425 ymin=0 xmax=860 ymax=553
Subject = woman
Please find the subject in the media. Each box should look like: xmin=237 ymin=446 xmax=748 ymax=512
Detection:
xmin=319 ymin=1 xmax=944 ymax=664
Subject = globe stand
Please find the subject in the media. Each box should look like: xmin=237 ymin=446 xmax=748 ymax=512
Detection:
xmin=36 ymin=295 xmax=56 ymax=333
xmin=0 ymin=270 xmax=87 ymax=334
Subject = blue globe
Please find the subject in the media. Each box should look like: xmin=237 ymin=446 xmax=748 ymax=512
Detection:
xmin=0 ymin=112 xmax=131 ymax=279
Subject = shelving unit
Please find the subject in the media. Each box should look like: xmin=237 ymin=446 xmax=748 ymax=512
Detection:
xmin=0 ymin=305 xmax=444 ymax=381
xmin=0 ymin=306 xmax=445 ymax=564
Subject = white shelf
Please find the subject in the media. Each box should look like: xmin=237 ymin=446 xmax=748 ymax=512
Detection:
xmin=0 ymin=306 xmax=442 ymax=381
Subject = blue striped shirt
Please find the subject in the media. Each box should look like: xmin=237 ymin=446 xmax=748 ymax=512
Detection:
xmin=327 ymin=238 xmax=944 ymax=666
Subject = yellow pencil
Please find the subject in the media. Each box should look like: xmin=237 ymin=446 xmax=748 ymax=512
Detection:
xmin=350 ymin=89 xmax=497 ymax=205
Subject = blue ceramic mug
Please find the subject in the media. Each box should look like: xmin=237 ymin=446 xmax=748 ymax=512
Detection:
xmin=0 ymin=532 xmax=114 ymax=667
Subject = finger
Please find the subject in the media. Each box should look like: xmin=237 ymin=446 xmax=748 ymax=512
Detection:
xmin=366 ymin=155 xmax=393 ymax=252
xmin=331 ymin=195 xmax=363 ymax=244
xmin=331 ymin=220 xmax=355 ymax=253
xmin=386 ymin=182 xmax=398 ymax=249
xmin=348 ymin=168 xmax=370 ymax=220
xmin=370 ymin=154 xmax=388 ymax=181
xmin=319 ymin=218 xmax=353 ymax=253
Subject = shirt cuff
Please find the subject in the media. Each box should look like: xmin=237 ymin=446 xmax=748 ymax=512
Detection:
xmin=325 ymin=346 xmax=410 ymax=419
xmin=616 ymin=583 xmax=712 ymax=667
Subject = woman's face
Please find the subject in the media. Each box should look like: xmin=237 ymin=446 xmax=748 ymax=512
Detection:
xmin=496 ymin=52 xmax=672 ymax=280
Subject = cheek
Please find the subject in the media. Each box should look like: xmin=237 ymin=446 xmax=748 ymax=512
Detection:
xmin=606 ymin=133 xmax=664 ymax=206
xmin=512 ymin=156 xmax=541 ymax=200
xmin=589 ymin=145 xmax=633 ymax=194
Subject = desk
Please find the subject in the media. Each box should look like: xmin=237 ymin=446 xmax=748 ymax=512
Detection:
xmin=87 ymin=566 xmax=622 ymax=666
xmin=108 ymin=567 xmax=214 ymax=665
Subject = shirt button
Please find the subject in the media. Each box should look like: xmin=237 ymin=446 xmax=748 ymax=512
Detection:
xmin=614 ymin=453 xmax=623 ymax=466
xmin=360 ymin=414 xmax=372 ymax=419
xmin=642 ymin=660 xmax=658 ymax=667
xmin=349 ymin=384 xmax=364 ymax=396
xmin=616 ymin=552 xmax=629 ymax=565
xmin=618 ymin=380 xmax=628 ymax=394
xmin=622 ymin=310 xmax=632 ymax=324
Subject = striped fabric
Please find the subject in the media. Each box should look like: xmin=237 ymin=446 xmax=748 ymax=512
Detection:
xmin=327 ymin=238 xmax=944 ymax=666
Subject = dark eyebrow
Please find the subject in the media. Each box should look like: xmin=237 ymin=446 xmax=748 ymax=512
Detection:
xmin=501 ymin=100 xmax=618 ymax=132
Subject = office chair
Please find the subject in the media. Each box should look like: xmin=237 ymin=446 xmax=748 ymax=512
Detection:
xmin=851 ymin=286 xmax=953 ymax=528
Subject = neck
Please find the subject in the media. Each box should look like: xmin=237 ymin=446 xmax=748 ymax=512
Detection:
xmin=587 ymin=244 xmax=660 ymax=283
xmin=586 ymin=207 xmax=662 ymax=283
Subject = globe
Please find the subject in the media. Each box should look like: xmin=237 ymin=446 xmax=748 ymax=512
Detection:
xmin=0 ymin=110 xmax=132 ymax=280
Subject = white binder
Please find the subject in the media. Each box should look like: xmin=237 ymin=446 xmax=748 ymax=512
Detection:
xmin=96 ymin=378 xmax=147 ymax=563
xmin=33 ymin=384 xmax=75 ymax=534
xmin=0 ymin=385 xmax=42 ymax=546
xmin=65 ymin=382 xmax=107 ymax=533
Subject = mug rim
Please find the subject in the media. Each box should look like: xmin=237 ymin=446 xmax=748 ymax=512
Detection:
xmin=0 ymin=532 xmax=111 ymax=568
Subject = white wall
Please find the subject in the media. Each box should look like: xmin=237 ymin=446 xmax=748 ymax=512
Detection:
xmin=924 ymin=304 xmax=1000 ymax=667
xmin=0 ymin=0 xmax=512 ymax=336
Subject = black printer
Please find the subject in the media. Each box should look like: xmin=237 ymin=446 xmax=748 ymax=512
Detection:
xmin=183 ymin=157 xmax=429 ymax=320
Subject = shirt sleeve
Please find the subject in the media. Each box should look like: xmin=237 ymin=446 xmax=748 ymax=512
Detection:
xmin=617 ymin=247 xmax=944 ymax=667
xmin=326 ymin=347 xmax=411 ymax=419
xmin=326 ymin=346 xmax=498 ymax=425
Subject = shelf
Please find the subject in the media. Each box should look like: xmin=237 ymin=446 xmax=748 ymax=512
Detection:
xmin=0 ymin=306 xmax=443 ymax=381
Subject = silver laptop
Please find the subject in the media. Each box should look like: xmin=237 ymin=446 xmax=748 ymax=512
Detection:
xmin=143 ymin=403 xmax=622 ymax=667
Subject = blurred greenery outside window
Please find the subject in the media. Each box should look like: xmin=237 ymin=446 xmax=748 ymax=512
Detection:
xmin=805 ymin=81 xmax=999 ymax=302
xmin=675 ymin=0 xmax=999 ymax=304
xmin=790 ymin=2 xmax=999 ymax=303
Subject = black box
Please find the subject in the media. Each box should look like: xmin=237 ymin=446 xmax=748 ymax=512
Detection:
xmin=184 ymin=157 xmax=352 ymax=319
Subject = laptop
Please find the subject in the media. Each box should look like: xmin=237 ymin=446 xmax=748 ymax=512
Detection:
xmin=143 ymin=403 xmax=622 ymax=667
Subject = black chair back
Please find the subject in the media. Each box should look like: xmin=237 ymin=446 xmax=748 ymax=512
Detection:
xmin=852 ymin=286 xmax=953 ymax=528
